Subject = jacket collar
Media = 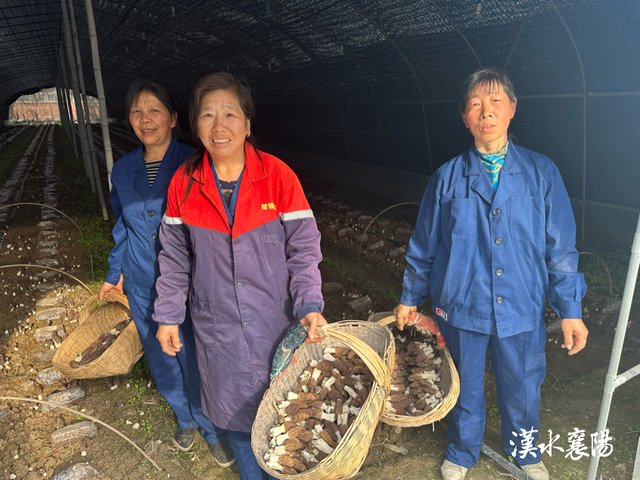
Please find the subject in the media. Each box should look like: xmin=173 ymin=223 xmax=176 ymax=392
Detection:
xmin=463 ymin=142 xmax=524 ymax=207
xmin=190 ymin=142 xmax=265 ymax=236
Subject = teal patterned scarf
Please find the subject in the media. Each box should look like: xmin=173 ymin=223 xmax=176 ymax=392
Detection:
xmin=477 ymin=141 xmax=509 ymax=190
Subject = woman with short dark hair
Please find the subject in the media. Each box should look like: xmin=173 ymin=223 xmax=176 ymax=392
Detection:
xmin=99 ymin=79 xmax=234 ymax=468
xmin=394 ymin=68 xmax=588 ymax=480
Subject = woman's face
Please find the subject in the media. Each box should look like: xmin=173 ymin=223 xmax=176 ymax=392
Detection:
xmin=128 ymin=90 xmax=176 ymax=153
xmin=462 ymin=81 xmax=516 ymax=153
xmin=197 ymin=89 xmax=250 ymax=163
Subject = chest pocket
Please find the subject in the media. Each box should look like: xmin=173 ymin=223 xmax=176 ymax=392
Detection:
xmin=261 ymin=233 xmax=287 ymax=274
xmin=442 ymin=198 xmax=477 ymax=244
xmin=509 ymin=196 xmax=544 ymax=245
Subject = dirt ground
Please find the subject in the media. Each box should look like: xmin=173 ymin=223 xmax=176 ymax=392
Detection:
xmin=1 ymin=127 xmax=639 ymax=479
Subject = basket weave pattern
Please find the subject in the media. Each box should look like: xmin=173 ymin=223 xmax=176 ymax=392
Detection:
xmin=252 ymin=321 xmax=394 ymax=480
xmin=378 ymin=315 xmax=460 ymax=427
xmin=52 ymin=293 xmax=143 ymax=380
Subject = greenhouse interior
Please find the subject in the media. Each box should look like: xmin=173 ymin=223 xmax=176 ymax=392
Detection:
xmin=0 ymin=1 xmax=638 ymax=480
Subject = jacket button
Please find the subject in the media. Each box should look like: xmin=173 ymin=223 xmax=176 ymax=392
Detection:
xmin=148 ymin=211 xmax=154 ymax=217
xmin=226 ymin=237 xmax=231 ymax=243
xmin=237 ymin=282 xmax=243 ymax=289
xmin=151 ymin=233 xmax=158 ymax=240
xmin=492 ymin=208 xmax=501 ymax=216
xmin=495 ymin=237 xmax=503 ymax=245
xmin=496 ymin=296 xmax=504 ymax=304
xmin=496 ymin=269 xmax=503 ymax=276
xmin=243 ymin=322 xmax=249 ymax=328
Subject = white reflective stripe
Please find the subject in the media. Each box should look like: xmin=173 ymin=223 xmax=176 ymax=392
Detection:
xmin=280 ymin=209 xmax=314 ymax=221
xmin=162 ymin=215 xmax=183 ymax=225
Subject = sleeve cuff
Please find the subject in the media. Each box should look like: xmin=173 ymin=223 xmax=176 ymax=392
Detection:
xmin=295 ymin=302 xmax=322 ymax=321
xmin=105 ymin=270 xmax=122 ymax=286
xmin=400 ymin=292 xmax=422 ymax=307
xmin=559 ymin=302 xmax=583 ymax=320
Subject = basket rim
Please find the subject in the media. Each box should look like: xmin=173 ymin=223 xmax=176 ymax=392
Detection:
xmin=78 ymin=292 xmax=129 ymax=325
xmin=252 ymin=320 xmax=394 ymax=479
xmin=377 ymin=314 xmax=460 ymax=426
xmin=52 ymin=293 xmax=143 ymax=379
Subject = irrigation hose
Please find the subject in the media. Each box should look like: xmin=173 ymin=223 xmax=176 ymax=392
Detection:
xmin=0 ymin=396 xmax=161 ymax=471
xmin=0 ymin=203 xmax=81 ymax=233
xmin=0 ymin=264 xmax=93 ymax=294
xmin=359 ymin=202 xmax=420 ymax=253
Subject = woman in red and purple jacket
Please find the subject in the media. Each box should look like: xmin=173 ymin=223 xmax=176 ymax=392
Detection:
xmin=153 ymin=73 xmax=327 ymax=480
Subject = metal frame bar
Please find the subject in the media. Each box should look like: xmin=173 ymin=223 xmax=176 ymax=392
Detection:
xmin=93 ymin=0 xmax=321 ymax=161
xmin=68 ymin=0 xmax=108 ymax=220
xmin=345 ymin=0 xmax=434 ymax=175
xmin=206 ymin=0 xmax=356 ymax=186
xmin=546 ymin=0 xmax=587 ymax=243
xmin=569 ymin=197 xmax=640 ymax=214
xmin=59 ymin=44 xmax=78 ymax=158
xmin=84 ymin=0 xmax=114 ymax=191
xmin=150 ymin=0 xmax=324 ymax=160
xmin=503 ymin=0 xmax=536 ymax=69
xmin=271 ymin=0 xmax=392 ymax=197
xmin=586 ymin=214 xmax=640 ymax=480
xmin=427 ymin=0 xmax=483 ymax=69
xmin=55 ymin=76 xmax=70 ymax=137
xmin=61 ymin=0 xmax=95 ymax=192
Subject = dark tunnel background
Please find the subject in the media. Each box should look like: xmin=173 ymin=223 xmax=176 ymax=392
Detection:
xmin=0 ymin=0 xmax=638 ymax=248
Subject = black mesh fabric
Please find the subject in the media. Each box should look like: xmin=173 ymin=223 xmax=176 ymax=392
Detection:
xmin=0 ymin=0 xmax=638 ymax=245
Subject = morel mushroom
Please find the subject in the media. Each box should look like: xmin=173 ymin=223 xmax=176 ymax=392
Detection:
xmin=265 ymin=345 xmax=375 ymax=473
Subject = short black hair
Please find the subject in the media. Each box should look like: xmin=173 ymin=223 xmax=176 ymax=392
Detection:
xmin=459 ymin=68 xmax=516 ymax=114
xmin=124 ymin=79 xmax=177 ymax=129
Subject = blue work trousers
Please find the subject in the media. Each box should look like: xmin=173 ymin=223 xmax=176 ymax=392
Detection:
xmin=127 ymin=293 xmax=226 ymax=445
xmin=437 ymin=318 xmax=547 ymax=468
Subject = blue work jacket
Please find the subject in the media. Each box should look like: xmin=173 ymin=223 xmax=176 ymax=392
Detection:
xmin=106 ymin=137 xmax=194 ymax=299
xmin=401 ymin=143 xmax=586 ymax=338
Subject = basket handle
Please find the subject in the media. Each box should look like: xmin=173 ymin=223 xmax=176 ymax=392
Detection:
xmin=377 ymin=315 xmax=397 ymax=327
xmin=78 ymin=292 xmax=130 ymax=325
xmin=324 ymin=324 xmax=389 ymax=388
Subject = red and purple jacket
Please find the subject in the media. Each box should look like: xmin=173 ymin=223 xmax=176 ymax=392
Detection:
xmin=153 ymin=143 xmax=324 ymax=432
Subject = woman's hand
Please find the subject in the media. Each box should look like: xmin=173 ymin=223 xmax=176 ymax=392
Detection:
xmin=301 ymin=312 xmax=328 ymax=343
xmin=156 ymin=325 xmax=182 ymax=356
xmin=98 ymin=275 xmax=124 ymax=301
xmin=561 ymin=318 xmax=589 ymax=355
xmin=393 ymin=303 xmax=417 ymax=331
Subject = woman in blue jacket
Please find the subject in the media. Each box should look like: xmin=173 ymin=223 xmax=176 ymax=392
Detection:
xmin=98 ymin=80 xmax=234 ymax=468
xmin=394 ymin=69 xmax=588 ymax=480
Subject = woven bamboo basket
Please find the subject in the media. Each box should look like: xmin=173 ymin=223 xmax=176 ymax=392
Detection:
xmin=377 ymin=315 xmax=459 ymax=427
xmin=52 ymin=293 xmax=143 ymax=380
xmin=252 ymin=320 xmax=394 ymax=480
